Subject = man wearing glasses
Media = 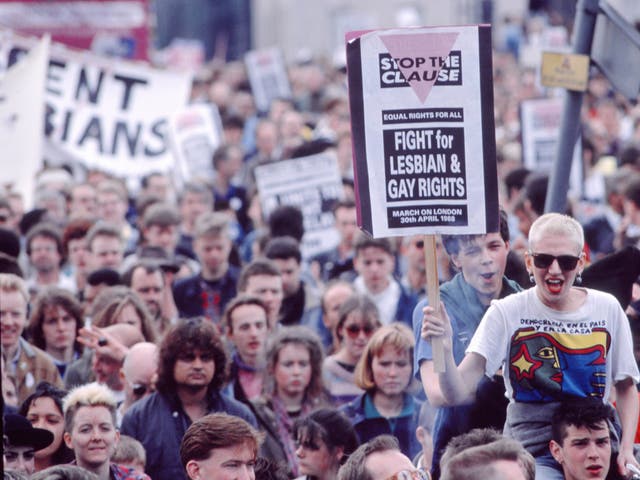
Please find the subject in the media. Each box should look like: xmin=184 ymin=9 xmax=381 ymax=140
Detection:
xmin=338 ymin=434 xmax=430 ymax=480
xmin=412 ymin=209 xmax=521 ymax=479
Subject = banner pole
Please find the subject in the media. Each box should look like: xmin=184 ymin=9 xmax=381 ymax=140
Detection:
xmin=424 ymin=234 xmax=445 ymax=372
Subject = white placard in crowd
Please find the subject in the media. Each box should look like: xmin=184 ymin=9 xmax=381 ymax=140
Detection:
xmin=168 ymin=103 xmax=224 ymax=186
xmin=3 ymin=34 xmax=192 ymax=181
xmin=255 ymin=153 xmax=342 ymax=259
xmin=245 ymin=47 xmax=291 ymax=114
xmin=346 ymin=25 xmax=499 ymax=238
xmin=0 ymin=34 xmax=49 ymax=209
xmin=520 ymin=97 xmax=583 ymax=198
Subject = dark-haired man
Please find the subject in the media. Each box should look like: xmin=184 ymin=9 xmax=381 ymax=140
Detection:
xmin=549 ymin=400 xmax=615 ymax=480
xmin=264 ymin=236 xmax=320 ymax=327
xmin=352 ymin=233 xmax=416 ymax=326
xmin=121 ymin=318 xmax=256 ymax=480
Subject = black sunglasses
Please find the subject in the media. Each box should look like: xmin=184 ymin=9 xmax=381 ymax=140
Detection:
xmin=131 ymin=383 xmax=153 ymax=397
xmin=531 ymin=252 xmax=581 ymax=271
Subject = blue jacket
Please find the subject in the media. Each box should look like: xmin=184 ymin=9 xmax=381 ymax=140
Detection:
xmin=172 ymin=267 xmax=239 ymax=323
xmin=395 ymin=281 xmax=418 ymax=327
xmin=120 ymin=390 xmax=257 ymax=480
xmin=340 ymin=392 xmax=422 ymax=459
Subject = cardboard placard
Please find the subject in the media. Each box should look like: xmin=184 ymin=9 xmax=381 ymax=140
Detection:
xmin=346 ymin=25 xmax=498 ymax=238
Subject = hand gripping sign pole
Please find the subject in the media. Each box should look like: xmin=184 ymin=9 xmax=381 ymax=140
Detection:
xmin=346 ymin=25 xmax=499 ymax=374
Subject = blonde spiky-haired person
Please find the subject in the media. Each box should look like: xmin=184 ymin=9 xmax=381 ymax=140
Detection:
xmin=62 ymin=383 xmax=149 ymax=480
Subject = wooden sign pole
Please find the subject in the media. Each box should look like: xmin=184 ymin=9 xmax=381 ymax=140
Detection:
xmin=423 ymin=234 xmax=445 ymax=373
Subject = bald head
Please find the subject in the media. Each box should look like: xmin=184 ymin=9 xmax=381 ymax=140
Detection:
xmin=120 ymin=341 xmax=158 ymax=412
xmin=123 ymin=342 xmax=158 ymax=374
xmin=103 ymin=323 xmax=145 ymax=347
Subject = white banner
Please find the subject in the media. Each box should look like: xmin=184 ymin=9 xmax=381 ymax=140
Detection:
xmin=4 ymin=34 xmax=192 ymax=181
xmin=255 ymin=153 xmax=342 ymax=259
xmin=0 ymin=34 xmax=49 ymax=208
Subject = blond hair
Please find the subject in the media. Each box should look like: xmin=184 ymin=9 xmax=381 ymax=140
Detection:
xmin=0 ymin=273 xmax=28 ymax=302
xmin=354 ymin=323 xmax=414 ymax=391
xmin=63 ymin=382 xmax=117 ymax=433
xmin=528 ymin=213 xmax=584 ymax=254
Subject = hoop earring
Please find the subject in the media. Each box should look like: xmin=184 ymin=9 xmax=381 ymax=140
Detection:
xmin=529 ymin=273 xmax=535 ymax=284
xmin=575 ymin=272 xmax=582 ymax=285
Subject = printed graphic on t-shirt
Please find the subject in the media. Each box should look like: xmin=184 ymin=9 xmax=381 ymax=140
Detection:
xmin=508 ymin=321 xmax=610 ymax=402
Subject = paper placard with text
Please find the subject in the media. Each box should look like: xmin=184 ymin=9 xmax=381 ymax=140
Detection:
xmin=245 ymin=47 xmax=291 ymax=114
xmin=346 ymin=25 xmax=498 ymax=237
xmin=255 ymin=153 xmax=342 ymax=259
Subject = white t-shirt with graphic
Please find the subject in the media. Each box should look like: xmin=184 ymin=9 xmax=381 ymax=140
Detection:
xmin=468 ymin=287 xmax=639 ymax=404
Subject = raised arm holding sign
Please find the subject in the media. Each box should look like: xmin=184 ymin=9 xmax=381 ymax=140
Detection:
xmin=346 ymin=24 xmax=505 ymax=477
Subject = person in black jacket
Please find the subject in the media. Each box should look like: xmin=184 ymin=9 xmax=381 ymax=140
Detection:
xmin=121 ymin=318 xmax=257 ymax=480
xmin=172 ymin=212 xmax=239 ymax=329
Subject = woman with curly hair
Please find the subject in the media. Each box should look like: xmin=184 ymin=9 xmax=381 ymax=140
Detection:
xmin=28 ymin=288 xmax=84 ymax=379
xmin=249 ymin=325 xmax=327 ymax=477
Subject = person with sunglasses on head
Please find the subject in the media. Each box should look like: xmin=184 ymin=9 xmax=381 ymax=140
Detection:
xmin=421 ymin=212 xmax=640 ymax=480
xmin=323 ymin=294 xmax=382 ymax=407
xmin=412 ymin=208 xmax=520 ymax=479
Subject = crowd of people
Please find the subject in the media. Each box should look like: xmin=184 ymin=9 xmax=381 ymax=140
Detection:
xmin=2 ymin=7 xmax=640 ymax=480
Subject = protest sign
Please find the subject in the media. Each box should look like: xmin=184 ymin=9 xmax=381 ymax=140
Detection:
xmin=0 ymin=0 xmax=150 ymax=60
xmin=245 ymin=47 xmax=291 ymax=114
xmin=520 ymin=97 xmax=583 ymax=198
xmin=0 ymin=34 xmax=48 ymax=208
xmin=255 ymin=153 xmax=342 ymax=259
xmin=4 ymin=34 xmax=192 ymax=182
xmin=346 ymin=25 xmax=498 ymax=238
xmin=168 ymin=103 xmax=224 ymax=186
